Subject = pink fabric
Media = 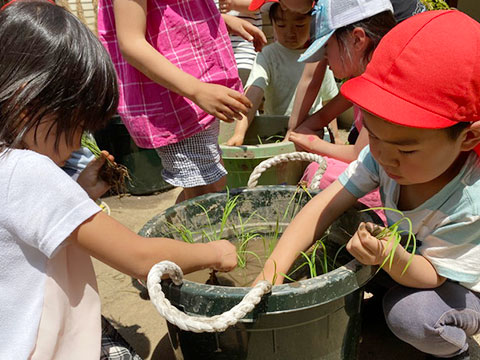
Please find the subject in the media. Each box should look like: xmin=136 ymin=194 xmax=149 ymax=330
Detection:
xmin=30 ymin=244 xmax=101 ymax=359
xmin=353 ymin=105 xmax=363 ymax=132
xmin=98 ymin=0 xmax=243 ymax=148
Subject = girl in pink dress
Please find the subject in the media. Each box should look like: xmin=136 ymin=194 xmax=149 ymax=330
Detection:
xmin=98 ymin=0 xmax=266 ymax=202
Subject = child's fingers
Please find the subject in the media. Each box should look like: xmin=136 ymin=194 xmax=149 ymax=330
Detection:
xmin=100 ymin=150 xmax=115 ymax=163
xmin=346 ymin=223 xmax=378 ymax=264
xmin=217 ymin=105 xmax=241 ymax=122
xmin=228 ymin=90 xmax=253 ymax=109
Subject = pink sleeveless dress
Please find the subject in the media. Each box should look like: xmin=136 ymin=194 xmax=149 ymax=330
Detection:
xmin=98 ymin=0 xmax=242 ymax=148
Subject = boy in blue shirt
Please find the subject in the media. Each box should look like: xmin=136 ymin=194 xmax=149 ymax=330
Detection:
xmin=256 ymin=9 xmax=480 ymax=359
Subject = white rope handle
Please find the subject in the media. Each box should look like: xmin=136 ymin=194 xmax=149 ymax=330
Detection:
xmin=147 ymin=261 xmax=272 ymax=333
xmin=247 ymin=152 xmax=327 ymax=190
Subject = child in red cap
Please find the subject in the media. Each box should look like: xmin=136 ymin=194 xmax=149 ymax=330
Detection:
xmin=255 ymin=10 xmax=480 ymax=359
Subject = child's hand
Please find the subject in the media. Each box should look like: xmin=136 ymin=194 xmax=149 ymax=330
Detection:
xmin=77 ymin=151 xmax=113 ymax=200
xmin=208 ymin=240 xmax=238 ymax=272
xmin=222 ymin=14 xmax=267 ymax=52
xmin=289 ymin=131 xmax=322 ymax=152
xmin=346 ymin=222 xmax=388 ymax=266
xmin=225 ymin=133 xmax=245 ymax=146
xmin=218 ymin=0 xmax=233 ymax=13
xmin=192 ymin=83 xmax=252 ymax=123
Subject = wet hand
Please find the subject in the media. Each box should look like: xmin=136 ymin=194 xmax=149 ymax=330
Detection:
xmin=209 ymin=240 xmax=238 ymax=272
xmin=77 ymin=151 xmax=114 ymax=200
xmin=192 ymin=83 xmax=252 ymax=123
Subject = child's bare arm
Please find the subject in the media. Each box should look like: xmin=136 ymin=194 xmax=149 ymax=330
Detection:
xmin=222 ymin=14 xmax=267 ymax=52
xmin=290 ymin=126 xmax=369 ymax=163
xmin=347 ymin=223 xmax=446 ymax=288
xmin=286 ymin=60 xmax=328 ymax=140
xmin=219 ymin=0 xmax=255 ymax=14
xmin=113 ymin=0 xmax=251 ymax=122
xmin=226 ymin=85 xmax=264 ymax=146
xmin=253 ymin=180 xmax=358 ymax=285
xmin=294 ymin=93 xmax=352 ymax=133
xmin=70 ymin=211 xmax=237 ymax=281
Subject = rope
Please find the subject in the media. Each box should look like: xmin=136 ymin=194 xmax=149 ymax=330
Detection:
xmin=247 ymin=152 xmax=327 ymax=189
xmin=147 ymin=261 xmax=272 ymax=333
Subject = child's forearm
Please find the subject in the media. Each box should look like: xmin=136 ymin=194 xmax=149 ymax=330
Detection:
xmin=288 ymin=60 xmax=328 ymax=131
xmin=296 ymin=94 xmax=352 ymax=133
xmin=381 ymin=245 xmax=446 ymax=288
xmin=307 ymin=141 xmax=359 ymax=163
xmin=71 ymin=212 xmax=236 ymax=281
xmin=260 ymin=181 xmax=358 ymax=284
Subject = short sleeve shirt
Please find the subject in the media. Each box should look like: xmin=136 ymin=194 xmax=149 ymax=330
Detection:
xmin=338 ymin=147 xmax=480 ymax=292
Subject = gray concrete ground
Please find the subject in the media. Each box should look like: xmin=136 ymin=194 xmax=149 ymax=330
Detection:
xmin=96 ymin=188 xmax=480 ymax=360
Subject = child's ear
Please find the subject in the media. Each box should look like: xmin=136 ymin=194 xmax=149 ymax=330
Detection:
xmin=351 ymin=27 xmax=368 ymax=52
xmin=460 ymin=121 xmax=480 ymax=152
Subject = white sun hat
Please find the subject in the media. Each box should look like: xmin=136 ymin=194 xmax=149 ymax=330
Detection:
xmin=299 ymin=0 xmax=394 ymax=63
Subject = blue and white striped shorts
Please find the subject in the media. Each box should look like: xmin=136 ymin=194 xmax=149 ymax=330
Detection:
xmin=155 ymin=121 xmax=227 ymax=188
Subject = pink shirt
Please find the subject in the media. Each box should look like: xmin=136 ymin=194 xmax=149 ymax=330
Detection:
xmin=98 ymin=0 xmax=243 ymax=148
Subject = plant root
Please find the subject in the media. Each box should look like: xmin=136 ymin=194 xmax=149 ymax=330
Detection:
xmin=99 ymin=161 xmax=131 ymax=197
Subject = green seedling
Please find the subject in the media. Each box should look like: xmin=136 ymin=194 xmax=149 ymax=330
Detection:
xmin=360 ymin=207 xmax=416 ymax=275
xmin=195 ymin=188 xmax=240 ymax=242
xmin=256 ymin=134 xmax=285 ymax=145
xmin=232 ymin=209 xmax=264 ymax=268
xmin=81 ymin=133 xmax=130 ymax=195
xmin=165 ymin=222 xmax=196 ymax=244
xmin=281 ymin=237 xmax=348 ymax=282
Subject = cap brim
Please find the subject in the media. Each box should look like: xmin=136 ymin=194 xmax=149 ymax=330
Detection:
xmin=341 ymin=76 xmax=459 ymax=129
xmin=298 ymin=30 xmax=334 ymax=63
xmin=248 ymin=0 xmax=277 ymax=11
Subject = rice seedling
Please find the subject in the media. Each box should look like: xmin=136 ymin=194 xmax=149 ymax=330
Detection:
xmin=81 ymin=133 xmax=130 ymax=196
xmin=194 ymin=188 xmax=240 ymax=242
xmin=165 ymin=222 xmax=196 ymax=244
xmin=256 ymin=134 xmax=285 ymax=145
xmin=360 ymin=207 xmax=416 ymax=275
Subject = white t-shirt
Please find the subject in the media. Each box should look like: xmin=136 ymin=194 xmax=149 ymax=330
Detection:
xmin=246 ymin=42 xmax=339 ymax=116
xmin=339 ymin=147 xmax=480 ymax=292
xmin=0 ymin=149 xmax=101 ymax=358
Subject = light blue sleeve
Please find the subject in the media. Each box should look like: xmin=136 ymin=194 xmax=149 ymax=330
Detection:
xmin=338 ymin=146 xmax=380 ymax=198
xmin=420 ymin=186 xmax=480 ymax=288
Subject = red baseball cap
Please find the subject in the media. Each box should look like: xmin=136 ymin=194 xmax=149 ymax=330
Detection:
xmin=248 ymin=0 xmax=278 ymax=11
xmin=341 ymin=10 xmax=480 ymax=153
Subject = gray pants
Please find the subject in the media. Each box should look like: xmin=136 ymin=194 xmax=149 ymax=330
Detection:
xmin=383 ymin=281 xmax=480 ymax=358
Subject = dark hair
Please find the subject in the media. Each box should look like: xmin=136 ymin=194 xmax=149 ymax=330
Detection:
xmin=0 ymin=1 xmax=118 ymax=152
xmin=444 ymin=122 xmax=470 ymax=140
xmin=268 ymin=3 xmax=281 ymax=23
xmin=268 ymin=2 xmax=311 ymax=23
xmin=334 ymin=10 xmax=397 ymax=70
